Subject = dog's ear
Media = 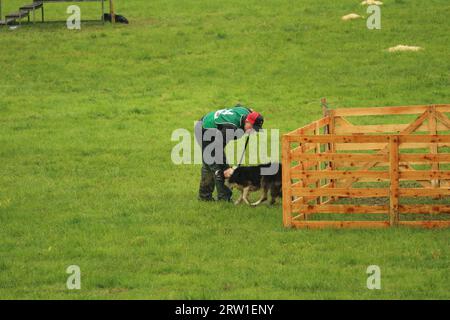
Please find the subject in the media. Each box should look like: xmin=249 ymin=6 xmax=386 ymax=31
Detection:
xmin=228 ymin=169 xmax=237 ymax=182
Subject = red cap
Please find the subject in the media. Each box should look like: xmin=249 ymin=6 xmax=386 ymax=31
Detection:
xmin=245 ymin=112 xmax=264 ymax=131
xmin=246 ymin=112 xmax=260 ymax=125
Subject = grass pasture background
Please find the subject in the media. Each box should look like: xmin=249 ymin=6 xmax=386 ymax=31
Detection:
xmin=0 ymin=0 xmax=449 ymax=299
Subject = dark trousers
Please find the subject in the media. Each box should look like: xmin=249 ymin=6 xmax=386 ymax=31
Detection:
xmin=195 ymin=121 xmax=232 ymax=201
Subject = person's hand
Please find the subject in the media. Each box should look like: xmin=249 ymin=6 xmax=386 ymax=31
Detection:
xmin=223 ymin=168 xmax=234 ymax=179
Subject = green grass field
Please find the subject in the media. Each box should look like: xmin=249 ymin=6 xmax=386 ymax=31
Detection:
xmin=0 ymin=0 xmax=449 ymax=299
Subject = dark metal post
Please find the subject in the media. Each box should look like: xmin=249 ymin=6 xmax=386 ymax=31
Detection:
xmin=101 ymin=0 xmax=104 ymax=23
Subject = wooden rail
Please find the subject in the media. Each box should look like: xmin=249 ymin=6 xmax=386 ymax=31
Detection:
xmin=282 ymin=102 xmax=450 ymax=229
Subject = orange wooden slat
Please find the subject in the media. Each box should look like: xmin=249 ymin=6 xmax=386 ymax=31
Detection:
xmin=291 ymin=187 xmax=389 ymax=197
xmin=292 ymin=204 xmax=388 ymax=214
xmin=333 ymin=105 xmax=450 ymax=117
xmin=389 ymin=136 xmax=400 ymax=226
xmin=399 ymin=188 xmax=450 ymax=197
xmin=285 ymin=134 xmax=450 ymax=144
xmin=282 ymin=135 xmax=293 ymax=227
xmin=290 ymin=153 xmax=389 ymax=162
xmin=290 ymin=170 xmax=390 ymax=180
xmin=291 ymin=221 xmax=390 ymax=229
xmin=399 ymin=171 xmax=450 ymax=180
xmin=399 ymin=154 xmax=450 ymax=163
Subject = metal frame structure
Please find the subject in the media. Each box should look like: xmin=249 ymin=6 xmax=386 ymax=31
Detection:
xmin=1 ymin=0 xmax=115 ymax=24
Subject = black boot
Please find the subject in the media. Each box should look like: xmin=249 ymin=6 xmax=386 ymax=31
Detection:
xmin=213 ymin=168 xmax=232 ymax=202
xmin=198 ymin=164 xmax=215 ymax=201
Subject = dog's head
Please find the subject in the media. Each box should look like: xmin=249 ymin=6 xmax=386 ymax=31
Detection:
xmin=225 ymin=167 xmax=240 ymax=189
xmin=230 ymin=166 xmax=247 ymax=182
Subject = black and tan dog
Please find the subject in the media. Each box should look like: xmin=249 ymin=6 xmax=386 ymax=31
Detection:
xmin=226 ymin=163 xmax=282 ymax=206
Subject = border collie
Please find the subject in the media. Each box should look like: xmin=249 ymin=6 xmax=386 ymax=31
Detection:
xmin=227 ymin=163 xmax=282 ymax=206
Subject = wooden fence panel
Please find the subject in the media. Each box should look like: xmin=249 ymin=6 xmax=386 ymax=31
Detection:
xmin=282 ymin=103 xmax=450 ymax=229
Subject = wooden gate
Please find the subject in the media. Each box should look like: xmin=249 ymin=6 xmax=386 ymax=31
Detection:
xmin=282 ymin=102 xmax=450 ymax=228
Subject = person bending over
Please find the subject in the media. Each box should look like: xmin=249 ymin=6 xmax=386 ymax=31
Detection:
xmin=195 ymin=105 xmax=264 ymax=201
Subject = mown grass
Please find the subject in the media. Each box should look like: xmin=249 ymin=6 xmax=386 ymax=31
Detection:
xmin=0 ymin=0 xmax=449 ymax=299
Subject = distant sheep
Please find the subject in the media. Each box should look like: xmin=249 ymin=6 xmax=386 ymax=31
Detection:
xmin=388 ymin=45 xmax=423 ymax=52
xmin=341 ymin=13 xmax=362 ymax=21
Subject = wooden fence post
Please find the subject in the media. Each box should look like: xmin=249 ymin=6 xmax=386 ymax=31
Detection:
xmin=315 ymin=121 xmax=322 ymax=204
xmin=389 ymin=136 xmax=400 ymax=226
xmin=320 ymin=98 xmax=337 ymax=201
xmin=428 ymin=105 xmax=439 ymax=189
xmin=109 ymin=0 xmax=115 ymax=23
xmin=321 ymin=98 xmax=329 ymax=119
xmin=282 ymin=135 xmax=292 ymax=227
xmin=328 ymin=109 xmax=336 ymax=201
